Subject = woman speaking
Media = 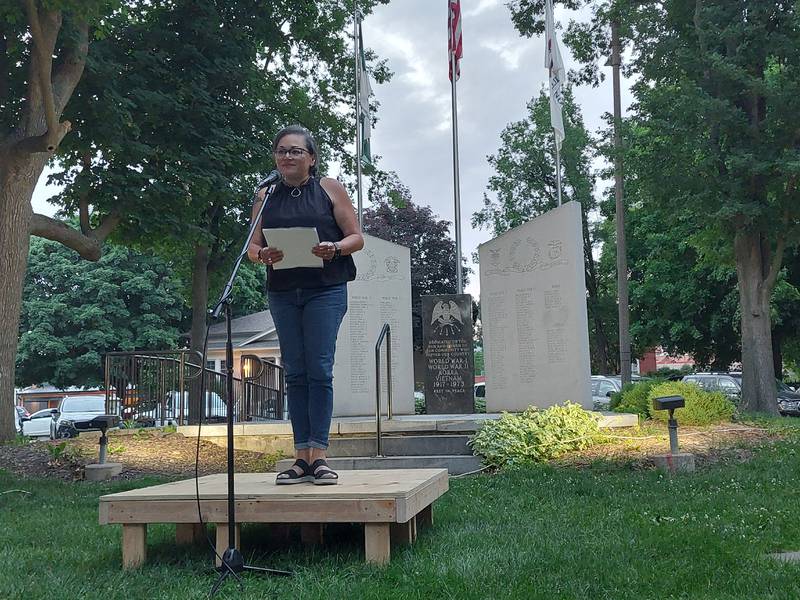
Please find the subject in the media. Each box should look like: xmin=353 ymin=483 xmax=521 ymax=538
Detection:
xmin=248 ymin=125 xmax=364 ymax=485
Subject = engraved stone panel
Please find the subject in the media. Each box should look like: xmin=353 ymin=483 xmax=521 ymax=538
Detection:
xmin=478 ymin=202 xmax=591 ymax=411
xmin=421 ymin=294 xmax=474 ymax=414
xmin=333 ymin=235 xmax=414 ymax=416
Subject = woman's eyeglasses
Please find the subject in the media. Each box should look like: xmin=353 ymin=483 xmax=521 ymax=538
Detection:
xmin=274 ymin=147 xmax=309 ymax=159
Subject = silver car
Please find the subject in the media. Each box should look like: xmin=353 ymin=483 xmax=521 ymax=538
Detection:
xmin=50 ymin=395 xmax=107 ymax=439
xmin=591 ymin=375 xmax=649 ymax=410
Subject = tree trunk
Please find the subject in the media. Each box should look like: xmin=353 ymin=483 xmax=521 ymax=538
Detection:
xmin=0 ymin=155 xmax=41 ymax=440
xmin=188 ymin=242 xmax=210 ymax=424
xmin=734 ymin=229 xmax=778 ymax=414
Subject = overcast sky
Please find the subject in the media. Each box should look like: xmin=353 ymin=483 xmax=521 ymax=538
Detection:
xmin=31 ymin=0 xmax=632 ymax=298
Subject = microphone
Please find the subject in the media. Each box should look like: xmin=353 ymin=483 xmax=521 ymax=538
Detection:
xmin=255 ymin=169 xmax=281 ymax=190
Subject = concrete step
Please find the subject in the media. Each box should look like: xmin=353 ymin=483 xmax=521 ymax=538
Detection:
xmin=277 ymin=454 xmax=483 ymax=476
xmin=327 ymin=434 xmax=473 ymax=458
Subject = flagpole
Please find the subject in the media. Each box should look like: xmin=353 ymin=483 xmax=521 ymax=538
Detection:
xmin=450 ymin=51 xmax=463 ymax=295
xmin=354 ymin=1 xmax=364 ymax=227
xmin=554 ymin=132 xmax=562 ymax=206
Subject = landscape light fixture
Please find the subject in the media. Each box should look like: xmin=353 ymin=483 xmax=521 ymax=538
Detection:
xmin=75 ymin=414 xmax=120 ymax=464
xmin=652 ymin=395 xmax=685 ymax=454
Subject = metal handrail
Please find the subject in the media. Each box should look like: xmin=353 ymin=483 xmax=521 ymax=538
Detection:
xmin=103 ymin=351 xmax=285 ymax=424
xmin=374 ymin=323 xmax=393 ymax=457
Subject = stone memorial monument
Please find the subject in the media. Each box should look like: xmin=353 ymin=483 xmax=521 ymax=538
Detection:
xmin=332 ymin=234 xmax=414 ymax=417
xmin=478 ymin=201 xmax=591 ymax=411
xmin=421 ymin=294 xmax=474 ymax=414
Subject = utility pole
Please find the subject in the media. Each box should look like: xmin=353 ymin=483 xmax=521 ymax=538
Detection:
xmin=611 ymin=19 xmax=631 ymax=384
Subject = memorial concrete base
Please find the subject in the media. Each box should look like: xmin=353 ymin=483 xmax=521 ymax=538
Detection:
xmin=652 ymin=452 xmax=695 ymax=473
xmin=85 ymin=462 xmax=123 ymax=481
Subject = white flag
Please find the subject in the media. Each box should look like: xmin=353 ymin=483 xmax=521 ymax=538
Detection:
xmin=358 ymin=17 xmax=373 ymax=165
xmin=544 ymin=0 xmax=566 ymax=150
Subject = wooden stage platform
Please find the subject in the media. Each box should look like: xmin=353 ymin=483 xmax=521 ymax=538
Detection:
xmin=99 ymin=469 xmax=448 ymax=569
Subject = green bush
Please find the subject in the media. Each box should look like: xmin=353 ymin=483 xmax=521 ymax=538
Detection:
xmin=648 ymin=381 xmax=735 ymax=425
xmin=613 ymin=380 xmax=660 ymax=417
xmin=469 ymin=402 xmax=604 ymax=467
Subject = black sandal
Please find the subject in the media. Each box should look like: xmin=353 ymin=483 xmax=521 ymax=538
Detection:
xmin=276 ymin=459 xmax=312 ymax=485
xmin=310 ymin=459 xmax=338 ymax=485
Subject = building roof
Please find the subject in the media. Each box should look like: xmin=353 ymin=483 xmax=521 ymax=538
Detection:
xmin=208 ymin=310 xmax=275 ymax=336
xmin=206 ymin=310 xmax=280 ymax=352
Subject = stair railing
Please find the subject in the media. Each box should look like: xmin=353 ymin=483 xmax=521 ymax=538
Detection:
xmin=374 ymin=323 xmax=393 ymax=457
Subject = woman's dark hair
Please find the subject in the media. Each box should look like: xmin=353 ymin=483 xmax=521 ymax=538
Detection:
xmin=272 ymin=125 xmax=318 ymax=177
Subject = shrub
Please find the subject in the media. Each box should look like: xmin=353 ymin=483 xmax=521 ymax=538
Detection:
xmin=613 ymin=380 xmax=660 ymax=418
xmin=647 ymin=381 xmax=735 ymax=425
xmin=469 ymin=402 xmax=604 ymax=467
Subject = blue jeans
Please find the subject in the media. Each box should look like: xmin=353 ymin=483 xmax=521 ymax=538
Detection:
xmin=268 ymin=283 xmax=347 ymax=450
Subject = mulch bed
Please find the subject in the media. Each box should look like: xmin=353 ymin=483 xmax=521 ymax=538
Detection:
xmin=0 ymin=429 xmax=282 ymax=482
xmin=0 ymin=422 xmax=786 ymax=483
xmin=553 ymin=422 xmax=778 ymax=469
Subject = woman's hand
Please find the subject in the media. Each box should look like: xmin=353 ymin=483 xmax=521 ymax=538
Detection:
xmin=258 ymin=246 xmax=284 ymax=266
xmin=312 ymin=241 xmax=337 ymax=261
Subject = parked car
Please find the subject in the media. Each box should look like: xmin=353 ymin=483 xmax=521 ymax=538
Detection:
xmin=12 ymin=405 xmax=28 ymax=434
xmin=591 ymin=375 xmax=649 ymax=410
xmin=21 ymin=408 xmax=58 ymax=437
xmin=50 ymin=395 xmax=108 ymax=439
xmin=681 ymin=373 xmax=800 ymax=416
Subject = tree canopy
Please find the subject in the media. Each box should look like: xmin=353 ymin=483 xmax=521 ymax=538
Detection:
xmin=0 ymin=0 xmax=389 ymax=439
xmin=17 ymin=237 xmax=184 ymax=388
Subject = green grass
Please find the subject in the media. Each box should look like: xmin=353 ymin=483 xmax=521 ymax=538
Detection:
xmin=3 ymin=435 xmax=800 ymax=599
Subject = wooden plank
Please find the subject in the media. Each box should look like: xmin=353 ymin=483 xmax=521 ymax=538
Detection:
xmin=98 ymin=470 xmax=448 ymax=502
xmin=102 ymin=498 xmax=396 ymax=524
xmin=300 ymin=524 xmax=324 ymax=547
xmin=214 ymin=523 xmax=241 ymax=568
xmin=122 ymin=524 xmax=147 ymax=570
xmin=390 ymin=516 xmax=416 ymax=546
xmin=395 ymin=470 xmax=449 ymax=523
xmin=417 ymin=504 xmax=433 ymax=529
xmin=364 ymin=523 xmax=391 ymax=565
xmin=99 ymin=501 xmax=110 ymax=525
xmin=176 ymin=523 xmax=205 ymax=545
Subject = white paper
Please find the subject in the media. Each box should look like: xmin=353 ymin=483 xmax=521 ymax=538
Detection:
xmin=262 ymin=227 xmax=324 ymax=270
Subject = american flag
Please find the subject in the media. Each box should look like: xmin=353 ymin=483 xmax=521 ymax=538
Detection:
xmin=448 ymin=0 xmax=462 ymax=82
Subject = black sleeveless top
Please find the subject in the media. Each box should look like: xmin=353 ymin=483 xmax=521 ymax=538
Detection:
xmin=261 ymin=177 xmax=357 ymax=292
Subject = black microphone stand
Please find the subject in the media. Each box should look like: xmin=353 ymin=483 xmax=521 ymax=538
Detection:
xmin=208 ymin=180 xmax=292 ymax=596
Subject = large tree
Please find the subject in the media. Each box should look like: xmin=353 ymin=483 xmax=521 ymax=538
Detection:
xmin=0 ymin=0 xmax=387 ymax=439
xmin=473 ymin=89 xmax=616 ymax=374
xmin=17 ymin=238 xmax=183 ymax=388
xmin=509 ymin=0 xmax=800 ymax=413
xmin=0 ymin=1 xmax=121 ymax=440
xmin=363 ymin=173 xmax=469 ymax=352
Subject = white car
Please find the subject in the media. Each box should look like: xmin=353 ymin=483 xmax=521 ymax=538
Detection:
xmin=21 ymin=408 xmax=58 ymax=437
